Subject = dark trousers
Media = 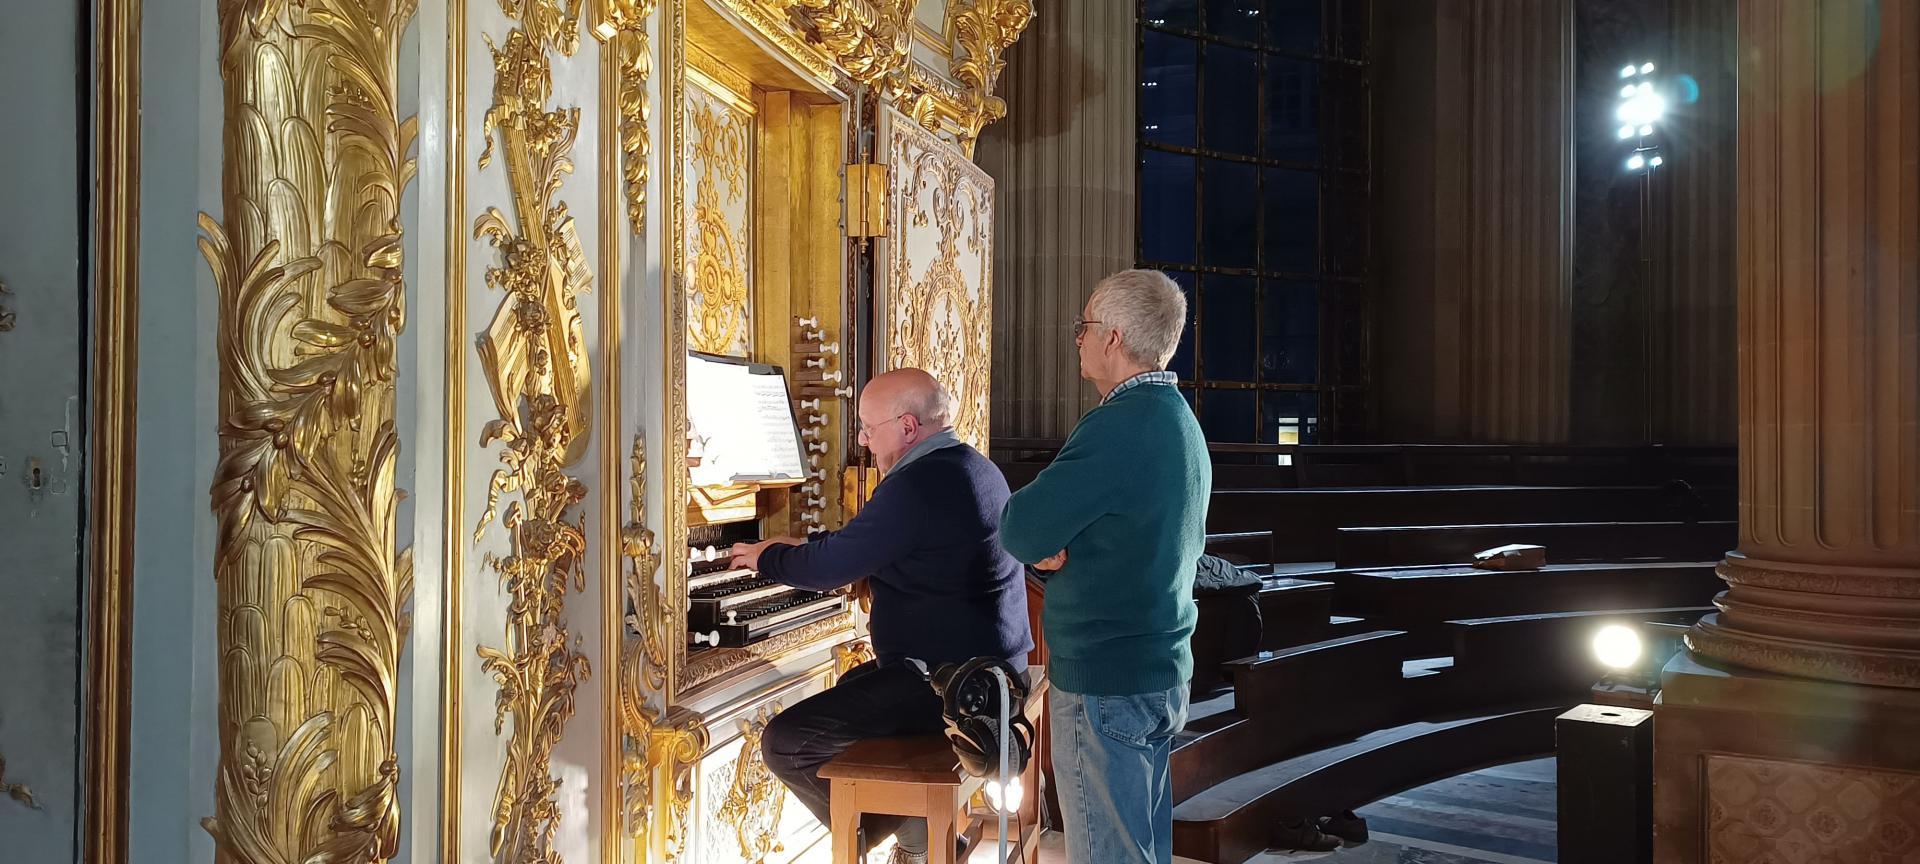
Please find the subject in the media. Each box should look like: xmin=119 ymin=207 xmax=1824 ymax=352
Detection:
xmin=762 ymin=660 xmax=945 ymax=852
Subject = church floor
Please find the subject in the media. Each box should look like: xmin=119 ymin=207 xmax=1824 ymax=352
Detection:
xmin=790 ymin=757 xmax=1558 ymax=864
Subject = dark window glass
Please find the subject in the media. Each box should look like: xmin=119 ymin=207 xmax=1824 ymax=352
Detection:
xmin=1203 ymin=44 xmax=1260 ymax=155
xmin=1264 ymin=0 xmax=1322 ymax=54
xmin=1167 ymin=270 xmax=1198 ymax=380
xmin=1144 ymin=0 xmax=1200 ymax=30
xmin=1265 ymin=56 xmax=1319 ymax=163
xmin=1202 ymin=276 xmax=1258 ymax=381
xmin=1201 ymin=388 xmax=1259 ymax=442
xmin=1260 ymin=391 xmax=1320 ymax=444
xmin=1142 ymin=31 xmax=1199 ymax=147
xmin=1260 ymin=280 xmax=1318 ymax=384
xmin=1205 ymin=0 xmax=1263 ymax=44
xmin=1203 ymin=159 xmax=1258 ymax=268
xmin=1263 ymin=167 xmax=1318 ymax=273
xmin=1141 ymin=150 xmax=1198 ymax=264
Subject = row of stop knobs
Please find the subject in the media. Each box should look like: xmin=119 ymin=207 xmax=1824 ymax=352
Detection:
xmin=792 ymin=315 xmax=842 ymax=532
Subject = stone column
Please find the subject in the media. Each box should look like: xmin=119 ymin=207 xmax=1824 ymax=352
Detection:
xmin=1652 ymin=2 xmax=1920 ymax=861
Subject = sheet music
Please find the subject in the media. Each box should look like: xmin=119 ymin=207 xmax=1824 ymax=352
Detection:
xmin=687 ymin=353 xmax=806 ymax=486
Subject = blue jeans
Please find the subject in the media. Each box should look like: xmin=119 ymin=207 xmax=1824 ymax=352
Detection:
xmin=1049 ymin=685 xmax=1190 ymax=864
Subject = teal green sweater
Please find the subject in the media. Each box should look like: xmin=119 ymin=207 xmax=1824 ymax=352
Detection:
xmin=1000 ymin=383 xmax=1212 ymax=695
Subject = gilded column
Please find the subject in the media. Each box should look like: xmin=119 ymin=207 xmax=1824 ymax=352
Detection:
xmin=198 ymin=1 xmax=418 ymax=861
xmin=1653 ymin=3 xmax=1920 ymax=860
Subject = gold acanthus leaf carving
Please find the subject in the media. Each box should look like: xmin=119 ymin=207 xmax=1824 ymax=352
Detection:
xmin=606 ymin=0 xmax=658 ymax=236
xmin=686 ymin=95 xmax=751 ymax=356
xmin=719 ymin=705 xmax=787 ymax=864
xmin=780 ymin=0 xmax=917 ymax=86
xmin=471 ymin=2 xmax=594 ymax=862
xmin=618 ymin=434 xmax=669 ymax=840
xmin=199 ymin=0 xmax=417 ymax=861
xmin=832 ymin=640 xmax=875 ymax=678
xmin=899 ymin=0 xmax=1033 ymax=154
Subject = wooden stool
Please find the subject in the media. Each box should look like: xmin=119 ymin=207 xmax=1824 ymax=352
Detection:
xmin=819 ymin=671 xmax=1049 ymax=864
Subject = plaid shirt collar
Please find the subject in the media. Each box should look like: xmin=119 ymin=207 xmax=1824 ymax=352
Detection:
xmin=1101 ymin=370 xmax=1178 ymax=405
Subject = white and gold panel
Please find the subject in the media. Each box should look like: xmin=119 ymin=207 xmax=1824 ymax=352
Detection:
xmin=877 ymin=108 xmax=996 ymax=452
xmin=684 ymin=62 xmax=756 ymax=358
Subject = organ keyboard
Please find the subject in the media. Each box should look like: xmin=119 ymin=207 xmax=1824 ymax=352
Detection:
xmin=686 ymin=524 xmax=847 ymax=650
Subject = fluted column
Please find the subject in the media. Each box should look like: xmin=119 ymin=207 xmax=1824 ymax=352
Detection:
xmin=1652 ymin=4 xmax=1920 ymax=860
xmin=1685 ymin=0 xmax=1920 ymax=688
xmin=976 ymin=0 xmax=1135 ymax=442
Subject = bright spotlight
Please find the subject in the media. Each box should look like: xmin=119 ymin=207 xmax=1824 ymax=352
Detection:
xmin=1638 ymin=124 xmax=1654 ymax=137
xmin=1593 ymin=624 xmax=1643 ymax=670
xmin=1637 ymin=81 xmax=1653 ymax=95
xmin=1649 ymin=155 xmax=1664 ymax=167
xmin=1616 ymin=91 xmax=1667 ymax=126
xmin=1620 ymin=84 xmax=1636 ymax=98
xmin=1617 ymin=125 xmax=1634 ymax=139
xmin=1640 ymin=62 xmax=1656 ymax=74
xmin=1627 ymin=154 xmax=1646 ymax=171
xmin=985 ymin=776 xmax=1024 ymax=813
xmin=1620 ymin=64 xmax=1637 ymax=78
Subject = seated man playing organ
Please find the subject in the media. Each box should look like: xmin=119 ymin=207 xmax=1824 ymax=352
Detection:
xmin=727 ymin=367 xmax=1032 ymax=864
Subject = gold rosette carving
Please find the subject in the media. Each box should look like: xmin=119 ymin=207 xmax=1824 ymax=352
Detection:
xmin=198 ymin=1 xmax=419 ymax=862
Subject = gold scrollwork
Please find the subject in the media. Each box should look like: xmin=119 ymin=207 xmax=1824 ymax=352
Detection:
xmin=470 ymin=1 xmax=596 ymax=861
xmin=898 ymin=0 xmax=1033 ymax=154
xmin=886 ymin=121 xmax=994 ymax=451
xmin=832 ymin=639 xmax=875 ymax=679
xmin=718 ymin=704 xmax=786 ymax=864
xmin=198 ymin=0 xmax=417 ymax=860
xmin=686 ymin=88 xmax=752 ymax=356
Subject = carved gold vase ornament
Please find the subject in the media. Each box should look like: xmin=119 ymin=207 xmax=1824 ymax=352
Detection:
xmin=470 ymin=0 xmax=598 ymax=861
xmin=199 ymin=1 xmax=419 ymax=861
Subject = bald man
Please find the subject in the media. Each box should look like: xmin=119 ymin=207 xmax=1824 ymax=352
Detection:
xmin=730 ymin=368 xmax=1032 ymax=864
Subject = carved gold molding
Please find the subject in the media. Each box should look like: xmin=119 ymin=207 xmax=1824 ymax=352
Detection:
xmin=664 ymin=0 xmax=692 ymax=706
xmin=709 ymin=0 xmax=839 ymax=85
xmin=832 ymin=639 xmax=874 ymax=678
xmin=897 ymin=0 xmax=1032 ymax=154
xmin=678 ymin=610 xmax=855 ymax=692
xmin=86 ymin=0 xmax=139 ymax=859
xmin=603 ymin=0 xmax=658 ymax=237
xmin=717 ymin=704 xmax=786 ymax=864
xmin=198 ymin=0 xmax=417 ymax=860
xmin=470 ymin=1 xmax=596 ymax=861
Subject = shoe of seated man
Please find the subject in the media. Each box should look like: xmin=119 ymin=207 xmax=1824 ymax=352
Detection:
xmin=1272 ymin=818 xmax=1342 ymax=853
xmin=1319 ymin=810 xmax=1369 ymax=846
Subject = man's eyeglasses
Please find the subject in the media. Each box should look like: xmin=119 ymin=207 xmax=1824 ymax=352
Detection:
xmin=856 ymin=411 xmax=910 ymax=441
xmin=1072 ymin=319 xmax=1105 ymax=340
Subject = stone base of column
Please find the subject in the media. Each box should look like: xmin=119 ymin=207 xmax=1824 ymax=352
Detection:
xmin=1651 ymin=650 xmax=1920 ymax=863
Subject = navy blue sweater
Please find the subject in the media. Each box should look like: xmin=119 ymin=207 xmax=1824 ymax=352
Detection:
xmin=758 ymin=444 xmax=1033 ymax=668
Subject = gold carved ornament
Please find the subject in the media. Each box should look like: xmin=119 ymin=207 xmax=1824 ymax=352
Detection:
xmin=686 ymin=93 xmax=751 ymax=356
xmin=616 ymin=435 xmax=711 ymax=857
xmin=781 ymin=0 xmax=917 ymax=86
xmin=717 ymin=705 xmax=786 ymax=864
xmin=470 ymin=1 xmax=598 ymax=861
xmin=900 ymin=0 xmax=1033 ymax=154
xmin=197 ymin=1 xmax=418 ymax=861
xmin=886 ymin=124 xmax=994 ymax=451
xmin=601 ymin=0 xmax=658 ymax=236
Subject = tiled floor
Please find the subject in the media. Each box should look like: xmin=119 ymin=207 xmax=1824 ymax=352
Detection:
xmin=793 ymin=758 xmax=1558 ymax=864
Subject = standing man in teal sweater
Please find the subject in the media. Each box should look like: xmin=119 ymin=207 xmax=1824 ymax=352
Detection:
xmin=1000 ymin=269 xmax=1212 ymax=864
